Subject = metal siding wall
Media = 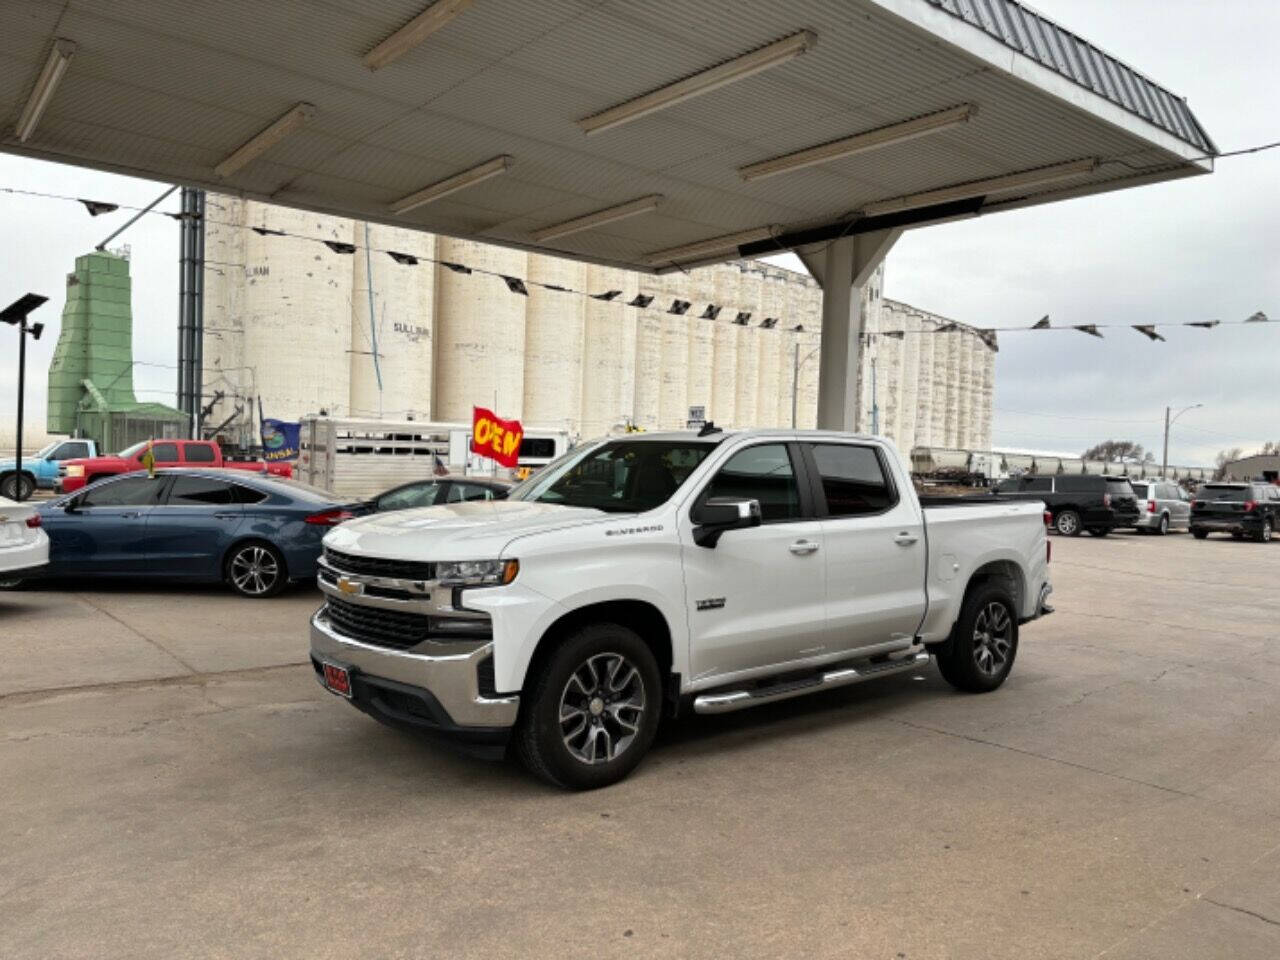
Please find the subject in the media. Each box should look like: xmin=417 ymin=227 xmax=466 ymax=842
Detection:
xmin=523 ymin=255 xmax=586 ymax=429
xmin=433 ymin=238 xmax=528 ymax=422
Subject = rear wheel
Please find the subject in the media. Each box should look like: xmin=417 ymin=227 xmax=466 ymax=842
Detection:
xmin=1087 ymin=527 xmax=1109 ymax=537
xmin=517 ymin=623 xmax=662 ymax=790
xmin=225 ymin=541 xmax=287 ymax=598
xmin=1192 ymin=530 xmax=1209 ymax=540
xmin=934 ymin=582 xmax=1019 ymax=693
xmin=1157 ymin=514 xmax=1169 ymax=536
xmin=1054 ymin=510 xmax=1081 ymax=537
xmin=0 ymin=472 xmax=35 ymax=500
xmin=1257 ymin=519 xmax=1274 ymax=543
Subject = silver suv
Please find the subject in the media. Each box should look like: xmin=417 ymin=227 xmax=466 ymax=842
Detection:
xmin=1129 ymin=479 xmax=1191 ymax=535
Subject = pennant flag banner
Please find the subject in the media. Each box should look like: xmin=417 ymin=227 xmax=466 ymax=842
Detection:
xmin=760 ymin=317 xmax=778 ymax=329
xmin=1187 ymin=320 xmax=1219 ymax=329
xmin=733 ymin=312 xmax=751 ymax=325
xmin=323 ymin=240 xmax=357 ymax=254
xmin=539 ymin=283 xmax=571 ymax=292
xmin=700 ymin=305 xmax=721 ymax=320
xmin=500 ymin=275 xmax=529 ymax=295
xmin=252 ymin=226 xmax=286 ymax=236
xmin=441 ymin=261 xmax=472 ymax=274
xmin=1245 ymin=311 xmax=1268 ymax=322
xmin=628 ymin=294 xmax=654 ymax=308
xmin=1075 ymin=324 xmax=1103 ymax=338
xmin=668 ymin=299 xmax=691 ymax=315
xmin=80 ymin=199 xmax=118 ymax=216
xmin=387 ymin=250 xmax=418 ymax=265
xmin=1031 ymin=315 xmax=1051 ymax=329
xmin=882 ymin=330 xmax=905 ymax=340
xmin=1133 ymin=325 xmax=1165 ymax=342
xmin=589 ymin=289 xmax=621 ymax=301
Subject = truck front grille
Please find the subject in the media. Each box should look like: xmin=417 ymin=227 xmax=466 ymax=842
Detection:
xmin=324 ymin=596 xmax=431 ymax=650
xmin=324 ymin=548 xmax=435 ymax=582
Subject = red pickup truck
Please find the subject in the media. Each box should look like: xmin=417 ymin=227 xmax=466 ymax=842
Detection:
xmin=57 ymin=439 xmax=293 ymax=493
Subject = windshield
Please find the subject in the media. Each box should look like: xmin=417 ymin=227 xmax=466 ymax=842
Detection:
xmin=508 ymin=438 xmax=718 ymax=512
xmin=1131 ymin=483 xmax=1149 ymax=498
xmin=1196 ymin=485 xmax=1252 ymax=501
xmin=33 ymin=441 xmax=60 ymax=459
xmin=1105 ymin=478 xmax=1135 ymax=496
xmin=116 ymin=441 xmax=148 ymax=458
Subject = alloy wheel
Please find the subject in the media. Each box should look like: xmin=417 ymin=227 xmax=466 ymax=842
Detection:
xmin=972 ymin=601 xmax=1013 ymax=678
xmin=229 ymin=545 xmax=280 ymax=596
xmin=558 ymin=652 xmax=647 ymax=765
xmin=1055 ymin=512 xmax=1079 ymax=536
xmin=1159 ymin=515 xmax=1169 ymax=535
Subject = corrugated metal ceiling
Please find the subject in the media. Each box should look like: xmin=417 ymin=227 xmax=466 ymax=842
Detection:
xmin=0 ymin=0 xmax=1213 ymax=271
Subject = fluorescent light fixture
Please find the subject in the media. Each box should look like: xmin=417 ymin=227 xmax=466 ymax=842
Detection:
xmin=644 ymin=226 xmax=777 ymax=266
xmin=364 ymin=0 xmax=474 ymax=71
xmin=739 ymin=104 xmax=976 ymax=182
xmin=215 ymin=103 xmax=316 ymax=178
xmin=531 ymin=195 xmax=663 ymax=242
xmin=390 ymin=156 xmax=512 ymax=215
xmin=15 ymin=38 xmax=77 ymax=143
xmin=860 ymin=158 xmax=1098 ymax=217
xmin=577 ymin=31 xmax=817 ymax=136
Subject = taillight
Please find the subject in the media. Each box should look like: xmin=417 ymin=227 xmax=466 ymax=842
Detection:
xmin=1244 ymin=500 xmax=1257 ymax=512
xmin=1147 ymin=500 xmax=1156 ymax=514
xmin=1103 ymin=493 xmax=1112 ymax=508
xmin=25 ymin=514 xmax=42 ymax=529
xmin=305 ymin=508 xmax=355 ymax=526
xmin=1043 ymin=510 xmax=1052 ymax=527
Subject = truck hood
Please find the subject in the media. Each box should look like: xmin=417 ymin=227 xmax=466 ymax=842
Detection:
xmin=63 ymin=456 xmax=130 ymax=470
xmin=322 ymin=499 xmax=611 ymax=560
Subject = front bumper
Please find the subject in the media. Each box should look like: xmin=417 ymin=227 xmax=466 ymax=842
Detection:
xmin=310 ymin=608 xmax=520 ymax=756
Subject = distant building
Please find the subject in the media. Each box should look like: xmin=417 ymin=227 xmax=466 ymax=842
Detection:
xmin=197 ymin=194 xmax=997 ymax=451
xmin=1220 ymin=454 xmax=1280 ymax=481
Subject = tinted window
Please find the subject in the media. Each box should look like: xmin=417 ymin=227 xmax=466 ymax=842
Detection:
xmin=185 ymin=443 xmax=217 ymax=463
xmin=230 ymin=484 xmax=268 ymax=505
xmin=167 ymin=476 xmax=233 ymax=506
xmin=79 ymin=476 xmax=165 ymax=507
xmin=1131 ymin=483 xmax=1149 ymax=498
xmin=51 ymin=442 xmax=90 ymax=460
xmin=699 ymin=444 xmax=800 ymax=523
xmin=810 ymin=444 xmax=895 ymax=516
xmin=1054 ymin=476 xmax=1093 ymax=493
xmin=1105 ymin=478 xmax=1135 ymax=496
xmin=449 ymin=483 xmax=496 ymax=502
xmin=1023 ymin=477 xmax=1053 ymax=493
xmin=1196 ymin=485 xmax=1251 ymax=501
xmin=995 ymin=478 xmax=1019 ymax=494
xmin=518 ymin=438 xmax=557 ymax=459
xmin=378 ymin=482 xmax=441 ymax=511
xmin=141 ymin=442 xmax=180 ymax=462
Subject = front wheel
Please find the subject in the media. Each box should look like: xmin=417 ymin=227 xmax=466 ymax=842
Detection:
xmin=1192 ymin=529 xmax=1209 ymax=540
xmin=516 ymin=623 xmax=662 ymax=790
xmin=225 ymin=541 xmax=287 ymax=598
xmin=1157 ymin=514 xmax=1169 ymax=536
xmin=1257 ymin=519 xmax=1274 ymax=543
xmin=935 ymin=583 xmax=1019 ymax=693
xmin=0 ymin=473 xmax=35 ymax=500
xmin=1086 ymin=527 xmax=1110 ymax=537
xmin=1054 ymin=510 xmax=1082 ymax=537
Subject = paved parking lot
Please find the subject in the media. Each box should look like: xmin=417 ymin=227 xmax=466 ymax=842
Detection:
xmin=2 ymin=531 xmax=1278 ymax=959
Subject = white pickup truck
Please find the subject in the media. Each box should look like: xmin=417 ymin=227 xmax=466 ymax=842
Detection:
xmin=310 ymin=429 xmax=1052 ymax=789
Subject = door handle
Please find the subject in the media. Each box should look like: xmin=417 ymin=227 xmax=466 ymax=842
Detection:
xmin=119 ymin=511 xmax=142 ymax=519
xmin=789 ymin=539 xmax=820 ymax=555
xmin=213 ymin=513 xmax=239 ymax=520
xmin=893 ymin=532 xmax=919 ymax=545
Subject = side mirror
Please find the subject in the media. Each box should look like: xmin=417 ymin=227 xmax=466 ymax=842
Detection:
xmin=63 ymin=498 xmax=81 ymax=513
xmin=693 ymin=496 xmax=761 ymax=548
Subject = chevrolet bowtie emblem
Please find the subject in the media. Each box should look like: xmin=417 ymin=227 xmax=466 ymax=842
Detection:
xmin=336 ymin=576 xmax=363 ymax=596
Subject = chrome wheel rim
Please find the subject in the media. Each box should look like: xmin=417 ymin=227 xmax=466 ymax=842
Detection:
xmin=1160 ymin=516 xmax=1168 ymax=535
xmin=230 ymin=546 xmax=279 ymax=595
xmin=559 ymin=652 xmax=646 ymax=765
xmin=1265 ymin=522 xmax=1273 ymax=543
xmin=972 ymin=602 xmax=1013 ymax=677
xmin=1056 ymin=513 xmax=1078 ymax=535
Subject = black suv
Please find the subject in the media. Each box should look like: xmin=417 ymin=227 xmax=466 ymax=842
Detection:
xmin=1190 ymin=483 xmax=1279 ymax=542
xmin=994 ymin=474 xmax=1140 ymax=536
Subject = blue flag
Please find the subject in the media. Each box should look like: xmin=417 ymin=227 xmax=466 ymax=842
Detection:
xmin=260 ymin=419 xmax=301 ymax=462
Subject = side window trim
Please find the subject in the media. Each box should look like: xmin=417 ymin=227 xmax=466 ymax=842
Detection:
xmin=688 ymin=440 xmax=813 ymax=526
xmin=798 ymin=441 xmax=900 ymax=520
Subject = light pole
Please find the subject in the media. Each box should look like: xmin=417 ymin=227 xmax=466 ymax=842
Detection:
xmin=791 ymin=341 xmax=820 ymax=428
xmin=1162 ymin=403 xmax=1202 ymax=477
xmin=1 ymin=294 xmax=50 ymax=501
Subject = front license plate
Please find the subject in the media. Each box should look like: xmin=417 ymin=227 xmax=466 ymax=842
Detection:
xmin=322 ymin=662 xmax=353 ymax=698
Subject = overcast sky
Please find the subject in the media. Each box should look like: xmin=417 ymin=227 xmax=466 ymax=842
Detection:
xmin=2 ymin=0 xmax=1277 ymax=464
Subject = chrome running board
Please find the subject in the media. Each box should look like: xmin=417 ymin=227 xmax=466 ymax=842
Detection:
xmin=692 ymin=650 xmax=931 ymax=715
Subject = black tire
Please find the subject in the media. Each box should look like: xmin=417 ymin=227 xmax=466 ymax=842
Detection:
xmin=0 ymin=472 xmax=35 ymax=500
xmin=1054 ymin=510 xmax=1082 ymax=537
xmin=516 ymin=622 xmax=662 ymax=790
xmin=1231 ymin=531 xmax=1244 ymax=541
xmin=934 ymin=582 xmax=1019 ymax=693
xmin=1192 ymin=529 xmax=1209 ymax=540
xmin=1086 ymin=527 xmax=1109 ymax=537
xmin=1257 ymin=519 xmax=1274 ymax=544
xmin=1157 ymin=515 xmax=1169 ymax=536
xmin=224 ymin=540 xmax=287 ymax=598
xmin=0 ymin=578 xmax=26 ymax=590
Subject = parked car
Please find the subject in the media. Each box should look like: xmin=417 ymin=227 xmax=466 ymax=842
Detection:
xmin=310 ymin=429 xmax=1053 ymax=789
xmin=0 ymin=495 xmax=49 ymax=586
xmin=4 ymin=469 xmax=363 ymax=597
xmin=993 ymin=474 xmax=1139 ymax=536
xmin=368 ymin=475 xmax=511 ymax=512
xmin=1129 ymin=479 xmax=1192 ymax=535
xmin=1 ymin=438 xmax=99 ymax=499
xmin=1190 ymin=482 xmax=1279 ymax=542
xmin=57 ymin=439 xmax=293 ymax=494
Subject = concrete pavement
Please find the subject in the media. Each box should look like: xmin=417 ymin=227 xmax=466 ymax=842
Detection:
xmin=1 ymin=532 xmax=1278 ymax=959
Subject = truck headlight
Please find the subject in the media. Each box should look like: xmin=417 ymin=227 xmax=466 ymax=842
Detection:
xmin=65 ymin=465 xmax=84 ymax=477
xmin=436 ymin=559 xmax=519 ymax=586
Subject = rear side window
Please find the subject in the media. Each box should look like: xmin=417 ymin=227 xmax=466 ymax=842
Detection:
xmin=1054 ymin=476 xmax=1091 ymax=493
xmin=1023 ymin=477 xmax=1052 ymax=493
xmin=378 ymin=482 xmax=441 ymax=511
xmin=449 ymin=483 xmax=496 ymax=502
xmin=1131 ymin=483 xmax=1149 ymax=498
xmin=167 ymin=476 xmax=233 ymax=506
xmin=1105 ymin=478 xmax=1135 ymax=496
xmin=149 ymin=442 xmax=180 ymax=463
xmin=80 ymin=476 xmax=166 ymax=507
xmin=698 ymin=444 xmax=800 ymax=523
xmin=809 ymin=444 xmax=896 ymax=517
xmin=230 ymin=484 xmax=268 ymax=505
xmin=185 ymin=443 xmax=217 ymax=463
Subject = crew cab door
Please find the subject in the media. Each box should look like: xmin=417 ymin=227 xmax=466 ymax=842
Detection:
xmin=801 ymin=441 xmax=927 ymax=654
xmin=678 ymin=441 xmax=826 ymax=682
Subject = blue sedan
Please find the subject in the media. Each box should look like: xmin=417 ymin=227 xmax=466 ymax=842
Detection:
xmin=10 ymin=469 xmax=362 ymax=598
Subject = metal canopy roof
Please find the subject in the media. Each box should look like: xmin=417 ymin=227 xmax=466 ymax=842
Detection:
xmin=2 ymin=0 xmax=1214 ymax=273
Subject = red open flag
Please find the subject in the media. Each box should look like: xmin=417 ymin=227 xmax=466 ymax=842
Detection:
xmin=471 ymin=407 xmax=524 ymax=468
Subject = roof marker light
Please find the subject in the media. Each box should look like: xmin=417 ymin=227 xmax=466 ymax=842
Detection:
xmin=577 ymin=31 xmax=817 ymax=136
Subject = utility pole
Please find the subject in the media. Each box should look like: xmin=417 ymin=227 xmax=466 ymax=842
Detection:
xmin=1 ymin=294 xmax=50 ymax=501
xmin=870 ymin=356 xmax=880 ymax=435
xmin=1162 ymin=403 xmax=1203 ymax=476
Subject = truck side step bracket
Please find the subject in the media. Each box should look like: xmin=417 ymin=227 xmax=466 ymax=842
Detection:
xmin=692 ymin=650 xmax=931 ymax=715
